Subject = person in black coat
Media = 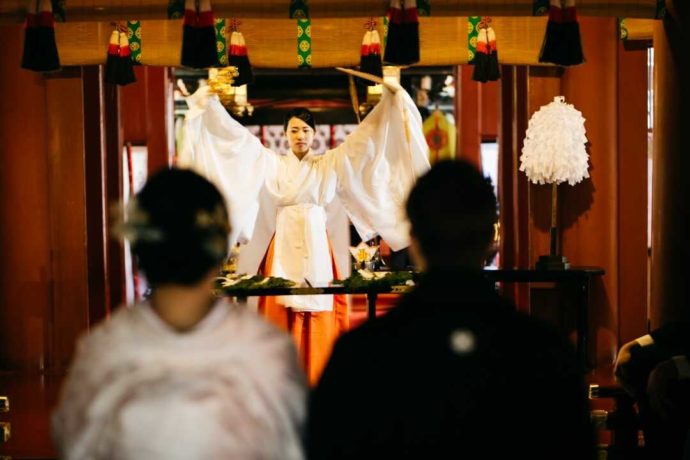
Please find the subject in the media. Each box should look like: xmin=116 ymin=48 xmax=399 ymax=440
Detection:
xmin=615 ymin=321 xmax=690 ymax=459
xmin=307 ymin=160 xmax=596 ymax=460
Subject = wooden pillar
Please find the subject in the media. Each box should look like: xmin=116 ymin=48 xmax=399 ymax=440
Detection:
xmin=650 ymin=0 xmax=690 ymax=328
xmin=498 ymin=65 xmax=530 ymax=310
xmin=455 ymin=65 xmax=482 ymax=169
xmin=561 ymin=17 xmax=620 ymax=365
xmin=0 ymin=25 xmax=53 ymax=371
xmin=121 ymin=66 xmax=174 ymax=175
xmin=617 ymin=42 xmax=650 ymax=343
xmin=44 ymin=69 xmax=91 ymax=370
xmin=104 ymin=83 xmax=126 ymax=312
xmin=83 ymin=66 xmax=111 ymax=326
xmin=145 ymin=67 xmax=174 ymax=173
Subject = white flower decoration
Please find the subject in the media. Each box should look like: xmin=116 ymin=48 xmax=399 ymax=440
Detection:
xmin=520 ymin=96 xmax=589 ymax=186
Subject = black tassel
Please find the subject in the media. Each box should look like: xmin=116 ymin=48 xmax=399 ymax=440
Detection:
xmin=181 ymin=0 xmax=218 ymax=69
xmin=105 ymin=30 xmax=121 ymax=84
xmin=229 ymin=31 xmax=254 ymax=86
xmin=486 ymin=27 xmax=501 ymax=81
xmin=21 ymin=13 xmax=40 ymax=70
xmin=359 ymin=30 xmax=383 ymax=85
xmin=472 ymin=28 xmax=489 ymax=83
xmin=181 ymin=6 xmax=199 ymax=68
xmin=561 ymin=6 xmax=584 ymax=65
xmin=105 ymin=30 xmax=136 ymax=86
xmin=195 ymin=9 xmax=218 ymax=68
xmin=539 ymin=3 xmax=564 ymax=65
xmin=21 ymin=1 xmax=60 ymax=72
xmin=383 ymin=0 xmax=420 ymax=66
xmin=539 ymin=1 xmax=584 ymax=66
xmin=116 ymin=32 xmax=136 ymax=85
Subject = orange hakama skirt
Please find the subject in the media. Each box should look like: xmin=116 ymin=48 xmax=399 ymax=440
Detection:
xmin=258 ymin=237 xmax=349 ymax=385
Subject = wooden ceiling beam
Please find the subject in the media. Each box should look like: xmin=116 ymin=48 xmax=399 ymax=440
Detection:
xmin=0 ymin=0 xmax=661 ymax=23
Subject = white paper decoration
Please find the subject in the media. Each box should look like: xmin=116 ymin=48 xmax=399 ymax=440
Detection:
xmin=519 ymin=96 xmax=589 ymax=185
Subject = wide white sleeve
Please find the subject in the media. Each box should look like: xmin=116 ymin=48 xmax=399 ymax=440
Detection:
xmin=181 ymin=87 xmax=275 ymax=247
xmin=328 ymin=85 xmax=430 ymax=251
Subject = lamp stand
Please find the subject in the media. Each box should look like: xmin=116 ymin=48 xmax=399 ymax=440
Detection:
xmin=536 ymin=183 xmax=570 ymax=270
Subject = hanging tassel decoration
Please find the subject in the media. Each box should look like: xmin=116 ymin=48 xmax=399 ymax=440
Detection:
xmin=105 ymin=29 xmax=121 ymax=83
xmin=181 ymin=0 xmax=198 ymax=67
xmin=105 ymin=28 xmax=136 ymax=86
xmin=384 ymin=0 xmax=420 ymax=66
xmin=539 ymin=0 xmax=584 ymax=66
xmin=539 ymin=0 xmax=563 ymax=65
xmin=229 ymin=22 xmax=254 ymax=86
xmin=181 ymin=0 xmax=218 ymax=68
xmin=473 ymin=18 xmax=500 ymax=83
xmin=486 ymin=26 xmax=501 ymax=81
xmin=359 ymin=20 xmax=383 ymax=83
xmin=21 ymin=0 xmax=60 ymax=72
xmin=472 ymin=25 xmax=489 ymax=83
xmin=196 ymin=0 xmax=218 ymax=67
xmin=560 ymin=0 xmax=584 ymax=65
xmin=116 ymin=30 xmax=137 ymax=85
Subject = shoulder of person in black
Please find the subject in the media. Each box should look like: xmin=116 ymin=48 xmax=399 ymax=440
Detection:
xmin=308 ymin=268 xmax=594 ymax=460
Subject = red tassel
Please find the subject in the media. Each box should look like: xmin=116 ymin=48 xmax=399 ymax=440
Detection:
xmin=359 ymin=27 xmax=383 ymax=84
xmin=105 ymin=29 xmax=121 ymax=83
xmin=229 ymin=30 xmax=254 ymax=86
xmin=117 ymin=31 xmax=136 ymax=85
xmin=21 ymin=0 xmax=60 ymax=72
xmin=105 ymin=29 xmax=136 ymax=86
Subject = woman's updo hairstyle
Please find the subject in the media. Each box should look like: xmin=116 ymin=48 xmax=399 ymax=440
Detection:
xmin=122 ymin=168 xmax=230 ymax=287
xmin=282 ymin=107 xmax=316 ymax=132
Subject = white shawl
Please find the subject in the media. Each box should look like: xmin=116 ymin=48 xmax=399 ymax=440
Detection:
xmin=52 ymin=300 xmax=306 ymax=460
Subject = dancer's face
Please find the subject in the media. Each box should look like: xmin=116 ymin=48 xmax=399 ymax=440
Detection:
xmin=286 ymin=117 xmax=314 ymax=157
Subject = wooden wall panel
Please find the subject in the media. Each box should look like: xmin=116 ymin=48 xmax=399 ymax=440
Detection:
xmin=616 ymin=43 xmax=649 ymax=343
xmin=121 ymin=67 xmax=173 ymax=177
xmin=0 ymin=25 xmax=52 ymax=371
xmin=44 ymin=70 xmax=90 ymax=370
xmin=144 ymin=67 xmax=174 ymax=173
xmin=82 ymin=66 xmax=111 ymax=327
xmin=498 ymin=65 xmax=530 ymax=310
xmin=456 ymin=65 xmax=481 ymax=168
xmin=120 ymin=67 xmax=149 ymax=144
xmin=561 ymin=17 xmax=620 ymax=366
xmin=650 ymin=3 xmax=690 ymax=327
xmin=480 ymin=81 xmax=499 ymax=140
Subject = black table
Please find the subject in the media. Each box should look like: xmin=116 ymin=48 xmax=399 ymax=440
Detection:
xmin=226 ymin=267 xmax=605 ymax=368
xmin=484 ymin=267 xmax=605 ymax=368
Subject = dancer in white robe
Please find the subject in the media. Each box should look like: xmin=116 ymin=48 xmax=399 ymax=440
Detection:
xmin=52 ymin=169 xmax=306 ymax=460
xmin=182 ymin=82 xmax=429 ymax=382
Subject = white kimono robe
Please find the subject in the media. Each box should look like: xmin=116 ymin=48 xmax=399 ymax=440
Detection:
xmin=182 ymin=84 xmax=430 ymax=312
xmin=52 ymin=300 xmax=306 ymax=460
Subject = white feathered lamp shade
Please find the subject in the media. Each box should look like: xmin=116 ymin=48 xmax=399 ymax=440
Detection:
xmin=520 ymin=96 xmax=589 ymax=270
